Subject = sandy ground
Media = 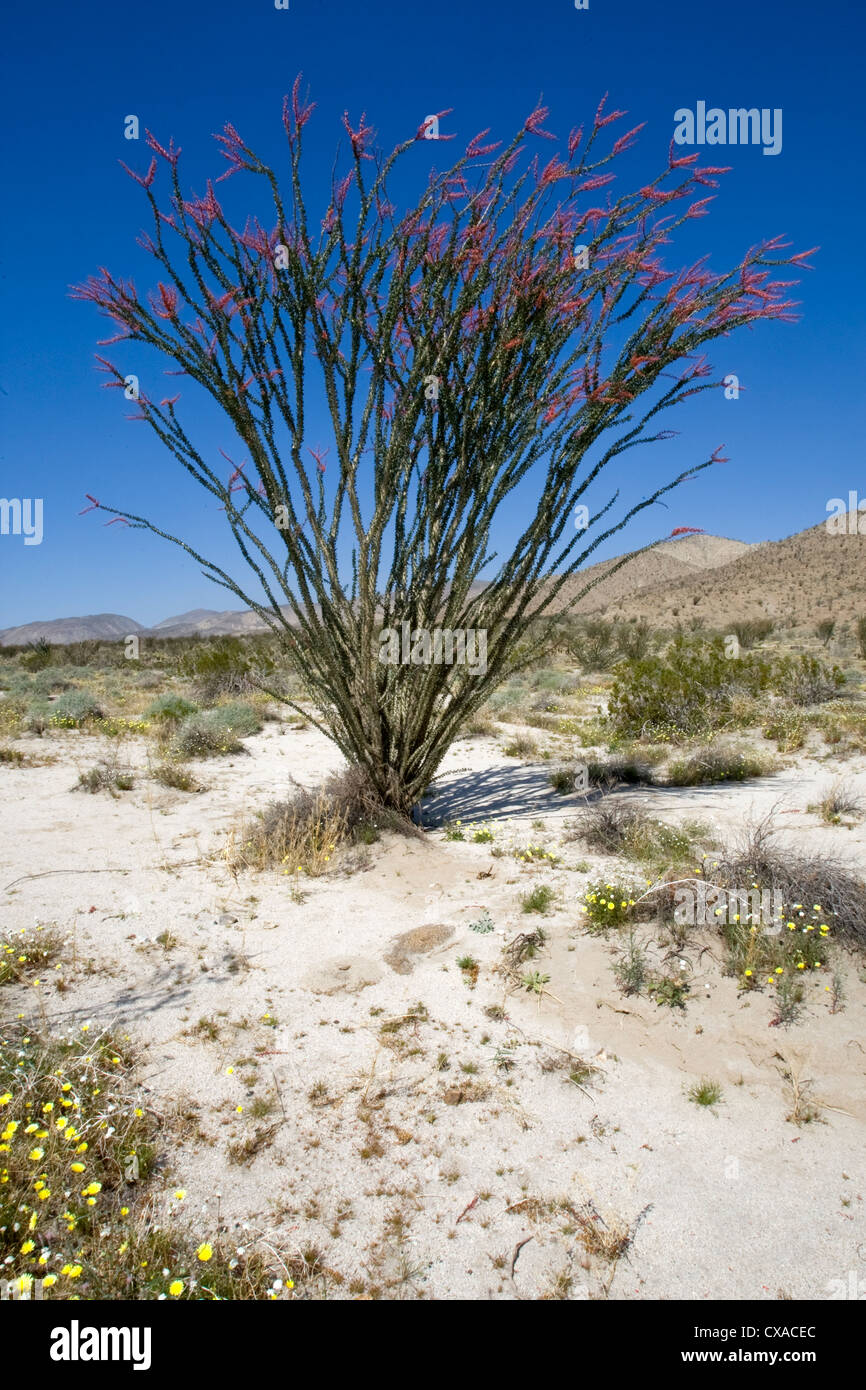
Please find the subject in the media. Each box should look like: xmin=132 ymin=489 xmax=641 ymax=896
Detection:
xmin=1 ymin=720 xmax=865 ymax=1301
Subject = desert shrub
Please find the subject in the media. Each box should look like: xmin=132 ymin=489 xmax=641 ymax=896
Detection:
xmin=170 ymin=702 xmax=260 ymax=758
xmin=815 ymin=619 xmax=836 ymax=646
xmin=586 ymin=755 xmax=657 ymax=788
xmin=614 ymin=620 xmax=653 ymax=662
xmin=776 ymin=653 xmax=845 ymax=706
xmin=664 ymin=744 xmax=774 ymax=787
xmin=548 ymin=766 xmax=582 ymax=794
xmin=762 ymin=708 xmax=807 ymax=752
xmin=24 ymin=707 xmax=50 ymax=735
xmin=608 ymin=635 xmax=774 ymax=739
xmin=0 ymin=745 xmax=26 ymax=764
xmin=170 ymin=714 xmax=243 ymax=758
xmin=570 ymin=618 xmax=619 ymax=671
xmin=503 ymin=734 xmax=538 ymax=758
xmin=131 ymin=668 xmax=163 ymax=689
xmin=730 ymin=618 xmax=775 ymax=650
xmin=75 ymin=763 xmax=134 ymax=795
xmin=711 ymin=813 xmax=866 ymax=948
xmin=145 ymin=693 xmax=198 ymax=724
xmin=460 ymin=713 xmax=497 ymax=738
xmin=183 ymin=637 xmax=254 ymax=701
xmin=529 ymin=668 xmax=572 ymax=692
xmin=22 ymin=637 xmax=53 ymax=670
xmin=151 ymin=763 xmax=201 ymax=792
xmin=485 ymin=684 xmax=526 ymax=715
xmin=201 ymin=701 xmax=261 ymax=738
xmin=50 ymin=691 xmax=103 ymax=726
xmin=571 ymin=802 xmax=708 ymax=872
xmin=609 ymin=636 xmax=843 ymax=738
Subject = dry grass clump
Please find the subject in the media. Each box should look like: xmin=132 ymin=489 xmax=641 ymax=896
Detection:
xmin=711 ymin=812 xmax=866 ymax=948
xmin=585 ymin=756 xmax=657 ymax=789
xmin=151 ymin=762 xmax=202 ymax=792
xmin=0 ymin=1026 xmax=287 ymax=1300
xmin=814 ymin=777 xmax=865 ymax=824
xmin=459 ymin=714 xmax=498 ymax=739
xmin=664 ymin=742 xmax=774 ymax=787
xmin=502 ymin=734 xmax=538 ymax=759
xmin=228 ymin=765 xmax=415 ymax=875
xmin=74 ymin=762 xmax=135 ymax=795
xmin=568 ymin=801 xmax=709 ymax=873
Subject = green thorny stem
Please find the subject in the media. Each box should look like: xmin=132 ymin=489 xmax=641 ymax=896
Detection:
xmin=72 ymin=81 xmax=814 ymax=813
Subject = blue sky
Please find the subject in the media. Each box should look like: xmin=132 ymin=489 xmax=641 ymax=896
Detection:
xmin=1 ymin=0 xmax=864 ymax=628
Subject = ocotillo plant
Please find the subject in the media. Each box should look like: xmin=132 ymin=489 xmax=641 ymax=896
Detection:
xmin=73 ymin=79 xmax=812 ymax=813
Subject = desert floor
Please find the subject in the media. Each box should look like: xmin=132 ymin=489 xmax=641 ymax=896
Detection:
xmin=2 ymin=718 xmax=865 ymax=1301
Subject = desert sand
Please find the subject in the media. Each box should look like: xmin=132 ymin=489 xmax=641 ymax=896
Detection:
xmin=2 ymin=713 xmax=864 ymax=1301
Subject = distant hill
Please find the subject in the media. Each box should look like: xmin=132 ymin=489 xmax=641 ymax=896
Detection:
xmin=2 ymin=517 xmax=862 ymax=645
xmin=549 ymin=532 xmax=752 ymax=615
xmin=0 ymin=613 xmax=144 ymax=647
xmin=584 ymin=517 xmax=865 ymax=628
xmin=150 ymin=608 xmax=275 ymax=638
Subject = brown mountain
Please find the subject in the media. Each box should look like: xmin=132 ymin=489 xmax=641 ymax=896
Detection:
xmin=549 ymin=532 xmax=753 ymax=615
xmin=583 ymin=516 xmax=865 ymax=628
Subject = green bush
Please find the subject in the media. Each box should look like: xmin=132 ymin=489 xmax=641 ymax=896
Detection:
xmin=762 ymin=709 xmax=806 ymax=752
xmin=608 ymin=636 xmax=844 ymax=739
xmin=730 ymin=618 xmax=775 ymax=650
xmin=582 ymin=880 xmax=637 ymax=931
xmin=169 ymin=702 xmax=261 ymax=758
xmin=204 ymin=702 xmax=262 ymax=737
xmin=50 ymin=691 xmax=103 ymax=726
xmin=182 ymin=638 xmax=253 ymax=701
xmin=145 ymin=693 xmax=198 ymax=723
xmin=774 ymin=653 xmax=845 ymax=707
xmin=22 ymin=638 xmax=53 ymax=670
xmin=151 ymin=763 xmax=200 ymax=792
xmin=608 ymin=636 xmax=772 ymax=739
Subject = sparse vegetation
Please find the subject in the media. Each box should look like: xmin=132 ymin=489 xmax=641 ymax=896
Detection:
xmin=520 ymin=883 xmax=555 ymax=915
xmin=0 ymin=1026 xmax=285 ymax=1299
xmin=665 ymin=744 xmax=773 ymax=787
xmin=687 ymin=1077 xmax=724 ymax=1108
xmin=815 ymin=778 xmax=864 ymax=824
xmin=75 ymin=762 xmax=134 ymax=795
